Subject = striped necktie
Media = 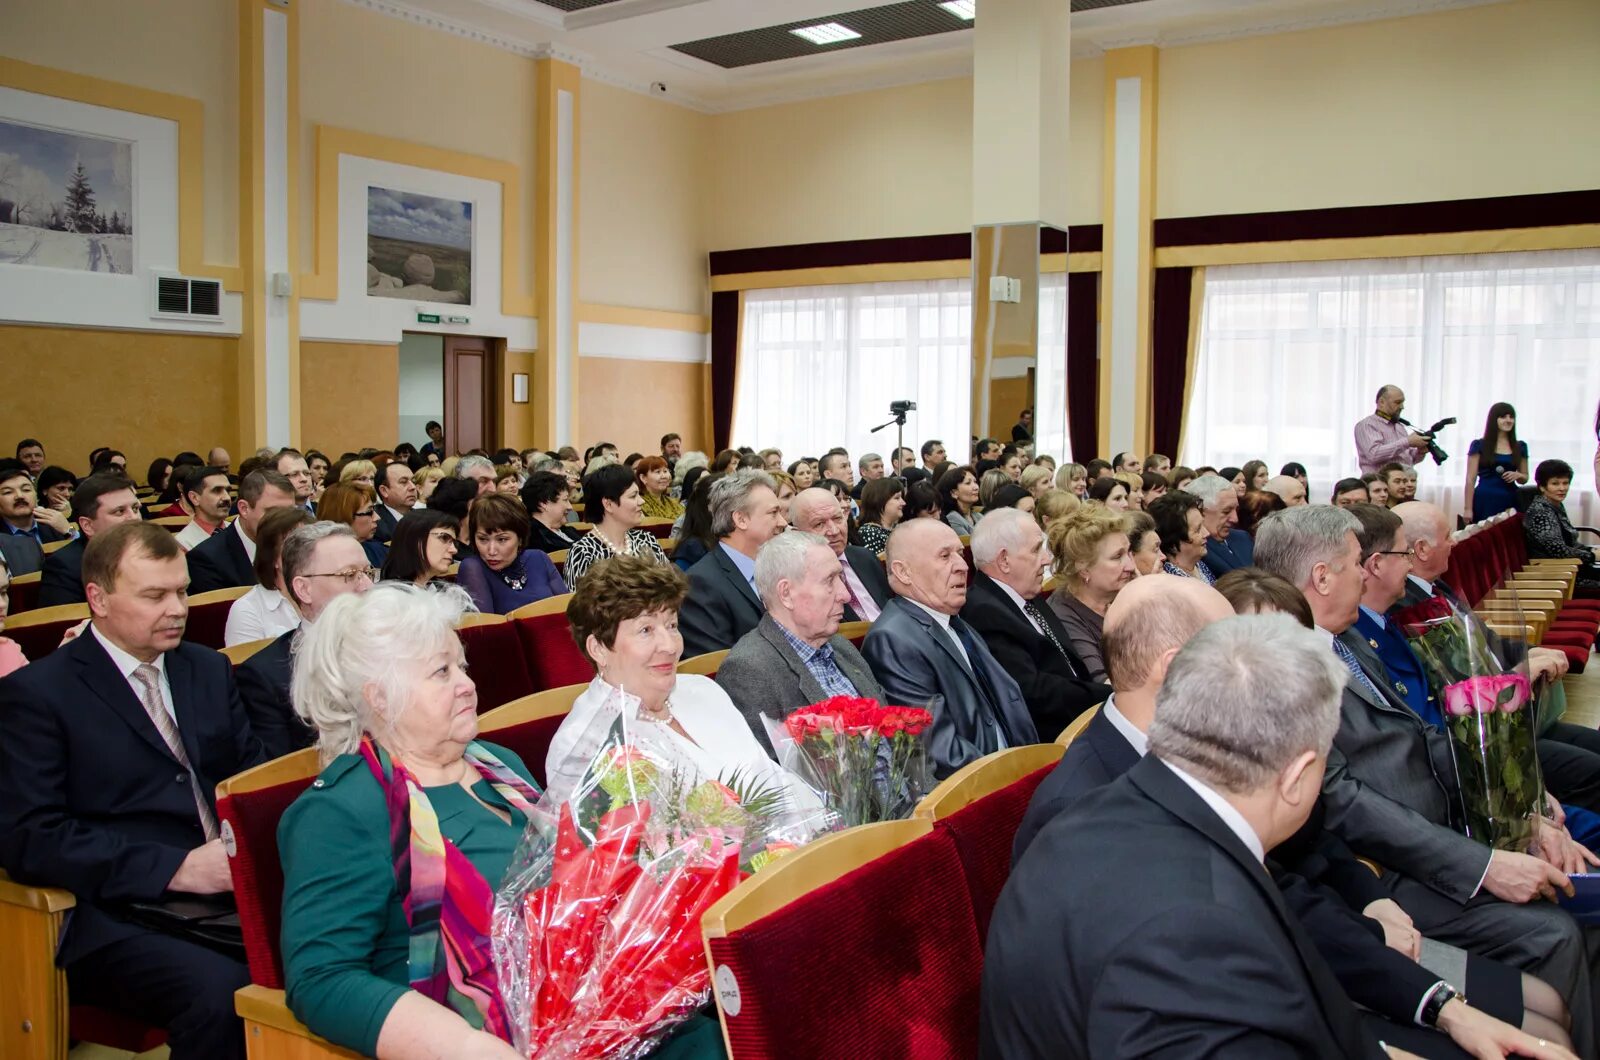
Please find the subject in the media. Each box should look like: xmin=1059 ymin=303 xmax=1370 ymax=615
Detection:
xmin=1330 ymin=638 xmax=1385 ymax=702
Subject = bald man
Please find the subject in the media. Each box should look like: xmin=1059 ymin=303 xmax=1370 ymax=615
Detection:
xmin=788 ymin=487 xmax=890 ymax=621
xmin=861 ymin=519 xmax=1038 ymax=779
xmin=1263 ymin=474 xmax=1308 ymax=507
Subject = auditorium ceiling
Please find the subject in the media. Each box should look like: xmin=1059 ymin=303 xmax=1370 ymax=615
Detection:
xmin=348 ymin=0 xmax=1509 ymax=110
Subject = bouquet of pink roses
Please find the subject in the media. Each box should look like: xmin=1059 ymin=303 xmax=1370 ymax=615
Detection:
xmin=1394 ymin=595 xmax=1542 ymax=852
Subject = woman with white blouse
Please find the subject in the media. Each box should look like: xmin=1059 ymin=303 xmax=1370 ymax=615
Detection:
xmin=224 ymin=505 xmax=313 ymax=646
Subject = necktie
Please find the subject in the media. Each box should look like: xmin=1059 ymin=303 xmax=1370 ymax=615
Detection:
xmin=132 ymin=664 xmax=220 ymax=840
xmin=1330 ymin=638 xmax=1385 ymax=703
xmin=949 ymin=618 xmax=1008 ymax=745
xmin=1023 ymin=600 xmax=1077 ymax=671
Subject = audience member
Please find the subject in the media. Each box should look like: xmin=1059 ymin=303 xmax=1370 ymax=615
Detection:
xmin=380 ymin=509 xmax=460 ymax=587
xmin=1236 ymin=488 xmax=1287 ymax=534
xmin=1086 ymin=474 xmax=1128 ymax=511
xmin=454 ymin=493 xmax=564 ymax=614
xmin=1124 ymin=510 xmax=1162 ymax=576
xmin=1012 ymin=408 xmax=1034 ymax=443
xmin=1139 ymin=470 xmax=1168 ymax=506
xmin=1113 ymin=471 xmax=1144 ymax=508
xmin=788 ymin=487 xmax=890 ymax=622
xmin=16 ymin=437 xmax=46 ymax=477
xmin=1282 ymin=462 xmax=1310 ymax=490
xmin=1263 ymin=473 xmax=1309 ymax=507
xmin=861 ymin=518 xmax=1038 ymax=779
xmin=853 ymin=451 xmax=885 ymax=499
xmin=891 ymin=446 xmax=917 ymax=473
xmin=175 ymin=465 xmax=232 ymax=551
xmin=1032 ymin=487 xmax=1078 ymax=532
xmin=40 ymin=474 xmax=145 ymax=606
xmin=1167 ymin=464 xmax=1196 ymax=491
xmin=424 ymin=477 xmax=476 ymax=531
xmin=564 ymin=463 xmax=672 ymax=587
xmin=677 ymin=470 xmax=786 ymax=657
xmin=1148 ymin=489 xmax=1215 ymax=584
xmin=224 ymin=506 xmax=314 ymax=647
xmin=317 ymin=481 xmax=387 ymax=569
xmin=1112 ymin=452 xmax=1141 ymax=475
xmin=38 ymin=464 xmax=78 ymax=514
xmin=1143 ymin=453 xmax=1172 ymax=474
xmin=306 ymin=450 xmax=330 ymax=488
xmin=938 ymin=465 xmax=982 ymax=536
xmin=1254 ymin=505 xmax=1596 ymax=1044
xmin=989 ymin=484 xmax=1034 ymax=514
xmin=187 ymin=469 xmax=297 ymax=595
xmin=920 ymin=438 xmax=947 ymax=473
xmin=1219 ymin=466 xmax=1246 ymax=495
xmin=551 ymin=557 xmax=812 ymax=821
xmin=660 ymin=432 xmax=683 ymax=467
xmin=1363 ymin=471 xmax=1391 ymax=506
xmin=1382 ymin=461 xmax=1419 ymax=506
xmin=0 ymin=522 xmax=265 ymax=1060
xmin=374 ymin=461 xmax=417 ymax=543
xmin=1045 ymin=506 xmax=1136 ymax=683
xmin=978 ymin=467 xmax=1011 ymax=510
xmin=1 ymin=464 xmax=71 ymax=548
xmin=984 ymin=612 xmax=1382 ymax=1059
xmin=518 ymin=470 xmax=582 ymax=554
xmin=634 ymin=455 xmax=683 ymax=520
xmin=851 ymin=476 xmax=901 ymax=557
xmin=455 ymin=454 xmax=497 ymax=497
xmin=1085 ymin=458 xmax=1113 ymax=483
xmin=418 ymin=419 xmax=446 ymax=461
xmin=92 ymin=449 xmax=128 ymax=475
xmin=338 ymin=458 xmax=378 ymax=489
xmin=1215 ymin=566 xmax=1315 ymax=628
xmin=962 ymin=508 xmax=1110 ymax=740
xmin=1241 ymin=459 xmax=1270 ymax=491
xmin=1525 ymin=459 xmax=1600 ymax=590
xmin=1054 ymin=462 xmax=1087 ymax=498
xmin=716 ymin=531 xmax=886 ymax=751
xmin=145 ymin=457 xmax=174 ymax=497
xmin=276 ymin=583 xmax=560 ymax=1059
xmin=1018 ymin=464 xmax=1052 ymax=500
xmin=1357 ymin=385 xmax=1432 ymax=475
xmin=1333 ymin=477 xmax=1371 ymax=507
xmin=1184 ymin=473 xmax=1253 ymax=574
xmin=275 ymin=449 xmax=316 ymax=511
xmin=0 ymin=552 xmax=26 ymax=677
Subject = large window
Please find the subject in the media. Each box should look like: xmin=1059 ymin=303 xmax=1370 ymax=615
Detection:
xmin=1181 ymin=250 xmax=1600 ymax=520
xmin=734 ymin=279 xmax=974 ymax=465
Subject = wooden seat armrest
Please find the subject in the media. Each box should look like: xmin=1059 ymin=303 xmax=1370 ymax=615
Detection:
xmin=1485 ymin=623 xmax=1536 ymax=640
xmin=0 ymin=873 xmax=76 ymax=913
xmin=236 ymin=985 xmax=361 ymax=1058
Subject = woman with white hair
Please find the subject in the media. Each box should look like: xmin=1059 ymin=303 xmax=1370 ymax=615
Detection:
xmin=277 ymin=582 xmax=540 ymax=1059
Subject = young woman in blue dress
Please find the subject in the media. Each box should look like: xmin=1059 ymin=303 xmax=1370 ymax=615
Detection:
xmin=1462 ymin=402 xmax=1528 ymax=523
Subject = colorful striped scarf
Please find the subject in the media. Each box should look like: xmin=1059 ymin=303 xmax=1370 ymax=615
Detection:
xmin=359 ymin=738 xmax=542 ymax=1039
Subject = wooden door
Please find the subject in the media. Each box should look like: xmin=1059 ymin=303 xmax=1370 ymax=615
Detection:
xmin=443 ymin=336 xmax=495 ymax=454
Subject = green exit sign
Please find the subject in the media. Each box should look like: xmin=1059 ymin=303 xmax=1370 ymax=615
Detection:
xmin=416 ymin=312 xmax=441 ymax=324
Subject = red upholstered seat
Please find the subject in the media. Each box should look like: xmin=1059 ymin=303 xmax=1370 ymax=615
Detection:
xmin=6 ymin=613 xmax=83 ymax=660
xmin=69 ymin=1005 xmax=168 ymax=1053
xmin=9 ymin=574 xmax=39 ymax=615
xmin=707 ymin=828 xmax=983 ymax=1059
xmin=184 ymin=598 xmax=235 ymax=649
xmin=514 ymin=612 xmax=594 ymax=691
xmin=216 ymin=760 xmax=319 ymax=989
xmin=457 ymin=621 xmax=536 ymax=711
xmin=934 ymin=765 xmax=1057 ymax=944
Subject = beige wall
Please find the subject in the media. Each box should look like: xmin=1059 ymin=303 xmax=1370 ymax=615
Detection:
xmin=301 ymin=341 xmax=399 ymax=456
xmin=0 ymin=324 xmax=239 ymax=477
xmin=578 ymin=358 xmax=708 ymax=455
xmin=296 ymin=0 xmax=539 ymax=277
xmin=3 ymin=0 xmax=239 ymax=265
xmin=579 ymin=81 xmax=708 ymax=314
xmin=703 ymin=62 xmax=1103 ymax=251
xmin=1156 ymin=0 xmax=1600 ymax=217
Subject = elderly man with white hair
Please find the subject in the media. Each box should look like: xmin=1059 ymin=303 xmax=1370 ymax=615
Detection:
xmin=787 ymin=487 xmax=890 ymax=621
xmin=453 ymin=454 xmax=496 ymax=497
xmin=1183 ymin=473 xmax=1254 ymax=574
xmin=715 ymin=530 xmax=885 ymax=752
xmin=960 ymin=508 xmax=1110 ymax=741
xmin=985 ymin=614 xmax=1391 ymax=1058
xmin=1263 ymin=474 xmax=1309 ymax=507
xmin=1255 ymin=504 xmax=1600 ymax=1054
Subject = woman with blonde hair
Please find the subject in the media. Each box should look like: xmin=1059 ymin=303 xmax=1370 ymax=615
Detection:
xmin=1045 ymin=506 xmax=1136 ymax=683
xmin=1054 ymin=462 xmax=1088 ymax=498
xmin=1020 ymin=464 xmax=1053 ymax=499
xmin=1032 ymin=488 xmax=1080 ymax=533
xmin=1113 ymin=471 xmax=1145 ymax=510
xmin=339 ymin=459 xmax=377 ymax=489
xmin=413 ymin=465 xmax=445 ymax=504
xmin=979 ymin=467 xmax=1012 ymax=510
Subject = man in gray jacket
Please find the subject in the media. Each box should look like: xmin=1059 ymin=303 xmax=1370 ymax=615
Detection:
xmin=716 ymin=530 xmax=883 ymax=752
xmin=1255 ymin=504 xmax=1597 ymax=1053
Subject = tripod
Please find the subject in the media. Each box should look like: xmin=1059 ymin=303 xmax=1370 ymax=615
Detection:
xmin=871 ymin=409 xmax=909 ymax=463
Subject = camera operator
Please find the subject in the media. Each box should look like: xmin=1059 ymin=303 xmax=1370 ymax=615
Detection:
xmin=1355 ymin=385 xmax=1433 ymax=475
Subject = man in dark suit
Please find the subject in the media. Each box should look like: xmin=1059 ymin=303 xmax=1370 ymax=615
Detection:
xmin=374 ymin=461 xmax=417 ymax=545
xmin=984 ymin=615 xmax=1389 ymax=1059
xmin=860 ymin=518 xmax=1037 ymax=779
xmin=0 ymin=522 xmax=265 ymax=1060
xmin=1186 ymin=472 xmax=1255 ymax=573
xmin=1255 ymin=504 xmax=1598 ymax=1051
xmin=787 ymin=487 xmax=890 ymax=622
xmin=186 ymin=468 xmax=297 ymax=595
xmin=961 ymin=508 xmax=1109 ymax=741
xmin=38 ymin=474 xmax=144 ymax=606
xmin=678 ymin=470 xmax=788 ymax=658
xmin=0 ymin=464 xmax=71 ymax=549
xmin=716 ymin=531 xmax=886 ymax=751
xmin=235 ymin=523 xmax=374 ymax=759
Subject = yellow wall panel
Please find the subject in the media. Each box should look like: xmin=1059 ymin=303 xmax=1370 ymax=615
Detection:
xmin=578 ymin=357 xmax=708 ymax=456
xmin=300 ymin=341 xmax=399 ymax=456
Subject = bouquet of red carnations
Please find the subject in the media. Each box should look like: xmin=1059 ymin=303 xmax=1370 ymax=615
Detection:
xmin=763 ymin=696 xmax=935 ymax=827
xmin=492 ymin=709 xmax=834 ymax=1058
xmin=1393 ymin=594 xmax=1543 ymax=852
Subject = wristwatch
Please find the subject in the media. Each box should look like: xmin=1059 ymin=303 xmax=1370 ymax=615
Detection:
xmin=1420 ymin=982 xmax=1463 ymax=1028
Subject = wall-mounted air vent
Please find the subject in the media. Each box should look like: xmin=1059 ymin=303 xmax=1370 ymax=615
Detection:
xmin=151 ymin=272 xmax=224 ymax=322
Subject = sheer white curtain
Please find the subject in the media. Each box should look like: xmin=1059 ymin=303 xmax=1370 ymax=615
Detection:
xmin=734 ymin=279 xmax=972 ymax=464
xmin=1181 ymin=249 xmax=1600 ymax=523
xmin=1036 ymin=272 xmax=1071 ymax=463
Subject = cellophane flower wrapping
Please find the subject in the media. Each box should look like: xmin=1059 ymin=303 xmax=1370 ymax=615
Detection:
xmin=1394 ymin=591 xmax=1544 ymax=852
xmin=492 ymin=707 xmax=837 ymax=1058
xmin=762 ymin=696 xmax=936 ymax=827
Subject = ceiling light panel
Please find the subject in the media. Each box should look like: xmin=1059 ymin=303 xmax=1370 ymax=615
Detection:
xmin=790 ymin=22 xmax=864 ymax=45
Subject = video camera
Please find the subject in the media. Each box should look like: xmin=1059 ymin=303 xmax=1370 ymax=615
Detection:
xmin=1396 ymin=415 xmax=1457 ymax=466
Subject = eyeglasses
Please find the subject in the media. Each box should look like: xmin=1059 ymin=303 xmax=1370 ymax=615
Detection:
xmin=354 ymin=508 xmax=376 ymax=518
xmin=1375 ymin=548 xmax=1415 ymax=560
xmin=303 ymin=566 xmax=379 ymax=585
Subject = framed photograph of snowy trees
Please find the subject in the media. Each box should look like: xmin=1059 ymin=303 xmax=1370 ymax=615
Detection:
xmin=0 ymin=117 xmax=134 ymax=274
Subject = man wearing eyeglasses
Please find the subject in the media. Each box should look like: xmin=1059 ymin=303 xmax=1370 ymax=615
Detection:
xmin=1346 ymin=504 xmax=1435 ymax=723
xmin=235 ymin=523 xmax=374 ymax=758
